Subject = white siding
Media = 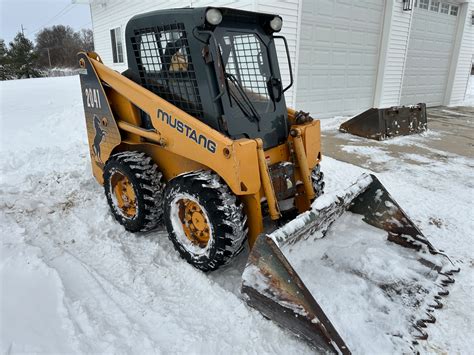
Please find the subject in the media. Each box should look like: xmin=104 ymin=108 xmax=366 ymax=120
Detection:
xmin=90 ymin=0 xmax=184 ymax=73
xmin=295 ymin=0 xmax=385 ymax=118
xmin=89 ymin=0 xmax=299 ymax=104
xmin=376 ymin=0 xmax=413 ymax=107
xmin=376 ymin=1 xmax=472 ymax=108
xmin=400 ymin=4 xmax=459 ymax=106
xmin=447 ymin=1 xmax=474 ymax=106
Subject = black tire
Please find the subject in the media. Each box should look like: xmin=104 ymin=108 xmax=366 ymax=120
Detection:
xmin=163 ymin=170 xmax=247 ymax=271
xmin=311 ymin=164 xmax=325 ymax=197
xmin=103 ymin=151 xmax=165 ymax=232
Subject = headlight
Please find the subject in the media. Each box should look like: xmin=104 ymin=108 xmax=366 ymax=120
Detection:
xmin=269 ymin=16 xmax=283 ymax=32
xmin=206 ymin=8 xmax=223 ymax=25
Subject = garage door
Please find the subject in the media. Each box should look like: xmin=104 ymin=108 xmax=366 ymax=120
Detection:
xmin=400 ymin=1 xmax=459 ymax=106
xmin=295 ymin=0 xmax=384 ymax=118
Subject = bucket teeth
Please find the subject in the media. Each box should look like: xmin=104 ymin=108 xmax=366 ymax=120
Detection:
xmin=437 ymin=287 xmax=449 ymax=296
xmin=429 ymin=298 xmax=444 ymax=309
xmin=413 ymin=325 xmax=429 ymax=340
xmin=416 ymin=320 xmax=428 ymax=328
xmin=422 ymin=312 xmax=436 ymax=324
xmin=410 ymin=265 xmax=459 ymax=343
xmin=439 ymin=272 xmax=455 ymax=284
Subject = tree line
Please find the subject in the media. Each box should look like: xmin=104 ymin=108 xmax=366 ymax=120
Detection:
xmin=0 ymin=25 xmax=94 ymax=80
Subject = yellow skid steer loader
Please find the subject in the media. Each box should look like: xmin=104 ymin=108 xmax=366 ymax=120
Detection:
xmin=78 ymin=7 xmax=458 ymax=353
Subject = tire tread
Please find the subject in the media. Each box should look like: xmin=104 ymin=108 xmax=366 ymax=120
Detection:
xmin=104 ymin=151 xmax=165 ymax=232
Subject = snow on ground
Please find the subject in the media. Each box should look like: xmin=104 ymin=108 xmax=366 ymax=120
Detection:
xmin=1 ymin=76 xmax=473 ymax=354
xmin=340 ymin=145 xmax=391 ymax=164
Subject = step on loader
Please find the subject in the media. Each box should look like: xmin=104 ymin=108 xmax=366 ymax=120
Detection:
xmin=78 ymin=7 xmax=458 ymax=353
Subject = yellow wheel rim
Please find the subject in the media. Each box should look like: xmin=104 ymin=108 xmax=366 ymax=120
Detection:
xmin=110 ymin=171 xmax=137 ymax=218
xmin=176 ymin=198 xmax=210 ymax=247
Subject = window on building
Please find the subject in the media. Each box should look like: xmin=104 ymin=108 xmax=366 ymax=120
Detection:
xmin=440 ymin=3 xmax=450 ymax=14
xmin=110 ymin=27 xmax=124 ymax=63
xmin=419 ymin=0 xmax=429 ymax=9
xmin=450 ymin=5 xmax=458 ymax=16
xmin=430 ymin=1 xmax=440 ymax=12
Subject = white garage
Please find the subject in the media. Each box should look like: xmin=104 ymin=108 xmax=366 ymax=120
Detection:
xmin=84 ymin=0 xmax=473 ymax=117
xmin=296 ymin=0 xmax=384 ymax=117
xmin=401 ymin=2 xmax=461 ymax=106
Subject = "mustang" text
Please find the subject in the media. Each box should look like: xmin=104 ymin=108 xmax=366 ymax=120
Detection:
xmin=157 ymin=109 xmax=216 ymax=154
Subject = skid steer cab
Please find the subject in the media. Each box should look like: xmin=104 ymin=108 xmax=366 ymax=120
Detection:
xmin=79 ymin=6 xmax=323 ymax=270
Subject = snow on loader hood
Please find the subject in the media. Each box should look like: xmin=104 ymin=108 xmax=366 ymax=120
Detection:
xmin=242 ymin=173 xmax=460 ymax=354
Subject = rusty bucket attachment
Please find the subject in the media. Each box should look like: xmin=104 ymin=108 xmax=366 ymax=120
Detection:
xmin=339 ymin=104 xmax=427 ymax=140
xmin=241 ymin=174 xmax=458 ymax=353
xmin=242 ymin=235 xmax=350 ymax=354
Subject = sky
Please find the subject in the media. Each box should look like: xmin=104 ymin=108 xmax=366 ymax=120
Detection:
xmin=0 ymin=0 xmax=92 ymax=44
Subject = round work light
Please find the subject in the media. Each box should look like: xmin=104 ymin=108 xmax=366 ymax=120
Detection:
xmin=269 ymin=16 xmax=283 ymax=32
xmin=206 ymin=8 xmax=223 ymax=25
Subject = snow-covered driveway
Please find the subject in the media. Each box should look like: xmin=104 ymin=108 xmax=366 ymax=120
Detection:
xmin=1 ymin=76 xmax=472 ymax=354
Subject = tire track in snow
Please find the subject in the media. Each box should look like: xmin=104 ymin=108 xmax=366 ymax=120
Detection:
xmin=0 ymin=215 xmax=81 ymax=354
xmin=28 ymin=238 xmax=162 ymax=354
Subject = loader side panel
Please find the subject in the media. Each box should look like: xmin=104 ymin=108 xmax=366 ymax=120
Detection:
xmin=105 ymin=88 xmax=142 ymax=128
xmin=78 ymin=53 xmax=121 ymax=184
xmin=83 ymin=53 xmax=262 ymax=196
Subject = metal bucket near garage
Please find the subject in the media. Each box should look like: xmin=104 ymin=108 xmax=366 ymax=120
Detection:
xmin=339 ymin=104 xmax=427 ymax=140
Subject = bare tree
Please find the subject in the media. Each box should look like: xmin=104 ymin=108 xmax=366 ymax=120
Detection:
xmin=80 ymin=29 xmax=94 ymax=52
xmin=35 ymin=25 xmax=83 ymax=68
